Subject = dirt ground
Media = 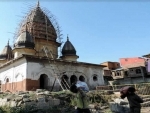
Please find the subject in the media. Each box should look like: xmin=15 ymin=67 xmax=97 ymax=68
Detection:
xmin=141 ymin=107 xmax=150 ymax=113
xmin=98 ymin=107 xmax=150 ymax=113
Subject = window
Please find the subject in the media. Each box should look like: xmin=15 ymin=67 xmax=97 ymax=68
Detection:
xmin=93 ymin=75 xmax=98 ymax=81
xmin=6 ymin=78 xmax=9 ymax=83
xmin=124 ymin=71 xmax=128 ymax=76
xmin=117 ymin=64 xmax=120 ymax=66
xmin=130 ymin=69 xmax=134 ymax=72
xmin=79 ymin=75 xmax=85 ymax=82
xmin=117 ymin=72 xmax=120 ymax=76
xmin=136 ymin=69 xmax=141 ymax=74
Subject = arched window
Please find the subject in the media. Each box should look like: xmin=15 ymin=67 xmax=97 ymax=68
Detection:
xmin=70 ymin=75 xmax=77 ymax=85
xmin=61 ymin=75 xmax=69 ymax=89
xmin=6 ymin=78 xmax=9 ymax=83
xmin=93 ymin=74 xmax=98 ymax=81
xmin=79 ymin=75 xmax=85 ymax=82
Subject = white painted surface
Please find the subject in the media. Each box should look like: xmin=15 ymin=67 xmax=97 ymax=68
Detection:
xmin=27 ymin=61 xmax=104 ymax=89
xmin=0 ymin=56 xmax=105 ymax=90
xmin=0 ymin=58 xmax=27 ymax=84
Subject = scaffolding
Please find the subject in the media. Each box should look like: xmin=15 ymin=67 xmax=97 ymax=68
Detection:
xmin=11 ymin=1 xmax=73 ymax=91
xmin=13 ymin=1 xmax=63 ymax=56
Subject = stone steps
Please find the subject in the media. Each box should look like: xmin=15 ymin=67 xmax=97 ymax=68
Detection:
xmin=141 ymin=101 xmax=150 ymax=107
xmin=143 ymin=98 xmax=150 ymax=102
xmin=140 ymin=95 xmax=150 ymax=107
xmin=140 ymin=95 xmax=150 ymax=99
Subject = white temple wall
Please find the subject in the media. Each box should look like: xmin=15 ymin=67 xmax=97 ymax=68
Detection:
xmin=0 ymin=58 xmax=27 ymax=84
xmin=27 ymin=61 xmax=104 ymax=90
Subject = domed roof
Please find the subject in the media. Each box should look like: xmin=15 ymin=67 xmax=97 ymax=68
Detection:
xmin=18 ymin=2 xmax=57 ymax=41
xmin=14 ymin=27 xmax=35 ymax=49
xmin=0 ymin=41 xmax=13 ymax=60
xmin=62 ymin=37 xmax=76 ymax=56
xmin=26 ymin=3 xmax=52 ymax=25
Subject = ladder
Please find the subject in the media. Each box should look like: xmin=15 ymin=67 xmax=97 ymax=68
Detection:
xmin=43 ymin=46 xmax=70 ymax=91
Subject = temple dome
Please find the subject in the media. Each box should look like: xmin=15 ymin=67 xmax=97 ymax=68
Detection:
xmin=26 ymin=4 xmax=52 ymax=25
xmin=17 ymin=2 xmax=57 ymax=41
xmin=14 ymin=29 xmax=35 ymax=49
xmin=0 ymin=41 xmax=13 ymax=60
xmin=62 ymin=37 xmax=76 ymax=56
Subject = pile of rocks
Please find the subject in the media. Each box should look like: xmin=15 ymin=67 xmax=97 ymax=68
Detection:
xmin=0 ymin=89 xmax=117 ymax=113
xmin=0 ymin=89 xmax=60 ymax=110
xmin=109 ymin=98 xmax=130 ymax=113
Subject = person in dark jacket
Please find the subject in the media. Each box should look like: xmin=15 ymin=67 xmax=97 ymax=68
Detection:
xmin=120 ymin=87 xmax=143 ymax=113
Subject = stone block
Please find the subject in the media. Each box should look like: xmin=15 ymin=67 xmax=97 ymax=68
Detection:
xmin=44 ymin=91 xmax=50 ymax=95
xmin=17 ymin=91 xmax=28 ymax=95
xmin=19 ymin=94 xmax=29 ymax=98
xmin=0 ymin=102 xmax=2 ymax=106
xmin=109 ymin=102 xmax=120 ymax=112
xmin=37 ymin=102 xmax=49 ymax=109
xmin=2 ymin=98 xmax=10 ymax=102
xmin=1 ymin=102 xmax=7 ymax=106
xmin=109 ymin=102 xmax=130 ymax=113
xmin=15 ymin=97 xmax=22 ymax=101
xmin=48 ymin=99 xmax=54 ymax=106
xmin=37 ymin=97 xmax=49 ymax=110
xmin=37 ymin=97 xmax=45 ymax=103
xmin=36 ymin=89 xmax=43 ymax=93
xmin=23 ymin=98 xmax=31 ymax=102
xmin=28 ymin=91 xmax=34 ymax=94
xmin=5 ymin=102 xmax=10 ymax=106
xmin=24 ymin=101 xmax=36 ymax=107
xmin=10 ymin=101 xmax=16 ymax=107
xmin=88 ymin=104 xmax=95 ymax=109
xmin=36 ymin=92 xmax=45 ymax=96
xmin=53 ymin=99 xmax=60 ymax=106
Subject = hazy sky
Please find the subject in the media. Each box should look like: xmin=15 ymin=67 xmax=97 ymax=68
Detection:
xmin=0 ymin=0 xmax=150 ymax=64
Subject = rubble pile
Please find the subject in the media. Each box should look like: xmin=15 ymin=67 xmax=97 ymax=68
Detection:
xmin=109 ymin=98 xmax=130 ymax=113
xmin=0 ymin=90 xmax=115 ymax=113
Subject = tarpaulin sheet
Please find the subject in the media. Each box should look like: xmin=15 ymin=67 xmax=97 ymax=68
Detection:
xmin=148 ymin=60 xmax=150 ymax=72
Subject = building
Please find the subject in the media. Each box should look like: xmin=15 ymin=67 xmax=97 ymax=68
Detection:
xmin=101 ymin=61 xmax=120 ymax=70
xmin=111 ymin=57 xmax=149 ymax=84
xmin=100 ymin=61 xmax=120 ymax=84
xmin=142 ymin=53 xmax=150 ymax=75
xmin=120 ymin=57 xmax=145 ymax=68
xmin=0 ymin=2 xmax=105 ymax=92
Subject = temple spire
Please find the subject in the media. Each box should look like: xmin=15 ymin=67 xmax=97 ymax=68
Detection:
xmin=67 ymin=34 xmax=69 ymax=41
xmin=7 ymin=39 xmax=9 ymax=46
xmin=37 ymin=0 xmax=40 ymax=7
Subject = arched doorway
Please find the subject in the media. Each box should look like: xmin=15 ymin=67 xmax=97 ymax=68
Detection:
xmin=39 ymin=74 xmax=48 ymax=89
xmin=61 ymin=75 xmax=69 ymax=89
xmin=5 ymin=78 xmax=9 ymax=91
xmin=70 ymin=75 xmax=77 ymax=85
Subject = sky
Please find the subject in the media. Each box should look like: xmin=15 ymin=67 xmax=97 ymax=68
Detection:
xmin=0 ymin=0 xmax=150 ymax=64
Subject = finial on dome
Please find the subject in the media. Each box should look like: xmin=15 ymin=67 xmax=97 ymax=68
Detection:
xmin=37 ymin=0 xmax=40 ymax=7
xmin=7 ymin=39 xmax=9 ymax=46
xmin=67 ymin=34 xmax=69 ymax=41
